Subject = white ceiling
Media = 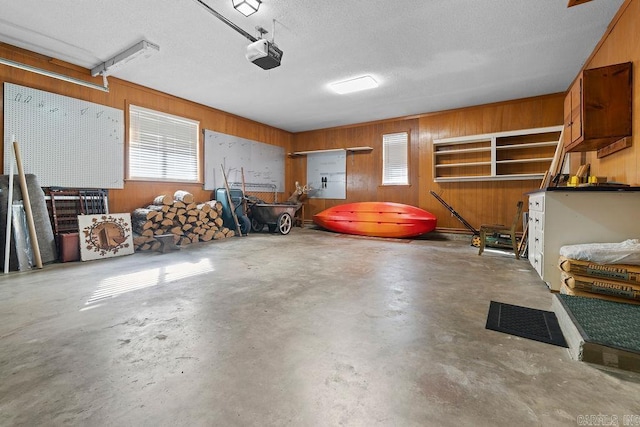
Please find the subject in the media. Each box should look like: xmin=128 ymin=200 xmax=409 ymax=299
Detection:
xmin=0 ymin=0 xmax=624 ymax=133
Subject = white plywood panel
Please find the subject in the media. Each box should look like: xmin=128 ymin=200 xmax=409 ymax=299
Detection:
xmin=203 ymin=129 xmax=284 ymax=191
xmin=306 ymin=150 xmax=346 ymax=199
xmin=3 ymin=83 xmax=124 ymax=188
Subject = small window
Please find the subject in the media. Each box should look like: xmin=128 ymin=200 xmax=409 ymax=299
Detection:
xmin=128 ymin=105 xmax=199 ymax=182
xmin=382 ymin=132 xmax=409 ymax=185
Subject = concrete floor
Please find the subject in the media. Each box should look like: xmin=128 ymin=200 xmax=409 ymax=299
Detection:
xmin=1 ymin=228 xmax=639 ymax=426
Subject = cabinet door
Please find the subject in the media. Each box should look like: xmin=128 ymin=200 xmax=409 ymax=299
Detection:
xmin=563 ymin=90 xmax=573 ymax=147
xmin=569 ymin=78 xmax=583 ymax=144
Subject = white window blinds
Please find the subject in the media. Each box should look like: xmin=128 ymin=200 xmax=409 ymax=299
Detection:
xmin=382 ymin=132 xmax=409 ymax=185
xmin=129 ymin=105 xmax=199 ymax=182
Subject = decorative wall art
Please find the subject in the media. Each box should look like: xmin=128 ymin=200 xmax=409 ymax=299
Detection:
xmin=78 ymin=213 xmax=134 ymax=261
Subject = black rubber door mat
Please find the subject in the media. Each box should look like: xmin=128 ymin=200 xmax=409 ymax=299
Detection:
xmin=486 ymin=301 xmax=568 ymax=347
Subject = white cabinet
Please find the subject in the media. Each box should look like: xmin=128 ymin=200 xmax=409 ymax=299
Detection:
xmin=527 ymin=189 xmax=640 ymax=291
xmin=433 ymin=126 xmax=562 ymax=182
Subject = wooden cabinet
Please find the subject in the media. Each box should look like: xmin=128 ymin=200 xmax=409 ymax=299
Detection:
xmin=432 ymin=126 xmax=562 ymax=182
xmin=527 ymin=189 xmax=640 ymax=291
xmin=563 ymin=62 xmax=632 ymax=153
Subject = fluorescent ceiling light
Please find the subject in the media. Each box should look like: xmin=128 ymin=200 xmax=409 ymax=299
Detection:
xmin=232 ymin=0 xmax=261 ymax=16
xmin=329 ymin=75 xmax=378 ymax=94
xmin=91 ymin=40 xmax=160 ymax=77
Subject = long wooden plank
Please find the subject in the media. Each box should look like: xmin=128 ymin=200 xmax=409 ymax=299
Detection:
xmin=13 ymin=141 xmax=43 ymax=269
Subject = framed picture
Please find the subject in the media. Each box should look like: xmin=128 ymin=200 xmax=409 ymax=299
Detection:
xmin=78 ymin=213 xmax=134 ymax=261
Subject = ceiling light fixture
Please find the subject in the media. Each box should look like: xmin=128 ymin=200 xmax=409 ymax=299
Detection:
xmin=91 ymin=40 xmax=159 ymax=77
xmin=232 ymin=0 xmax=261 ymax=16
xmin=329 ymin=75 xmax=379 ymax=95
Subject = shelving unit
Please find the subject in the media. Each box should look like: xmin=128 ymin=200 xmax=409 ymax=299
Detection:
xmin=289 ymin=146 xmax=373 ymax=157
xmin=433 ymin=126 xmax=562 ymax=182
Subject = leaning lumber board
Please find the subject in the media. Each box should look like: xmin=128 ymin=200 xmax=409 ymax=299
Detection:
xmin=173 ymin=190 xmax=194 ymax=204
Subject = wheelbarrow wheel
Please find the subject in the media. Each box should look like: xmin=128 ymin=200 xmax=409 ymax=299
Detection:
xmin=277 ymin=212 xmax=293 ymax=235
xmin=251 ymin=218 xmax=264 ymax=232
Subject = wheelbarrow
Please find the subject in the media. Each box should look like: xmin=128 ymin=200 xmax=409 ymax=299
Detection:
xmin=247 ymin=202 xmax=302 ymax=235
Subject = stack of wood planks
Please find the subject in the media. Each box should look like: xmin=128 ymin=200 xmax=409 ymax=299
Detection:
xmin=132 ymin=190 xmax=235 ymax=252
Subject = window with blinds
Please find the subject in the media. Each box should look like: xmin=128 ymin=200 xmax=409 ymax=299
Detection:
xmin=128 ymin=105 xmax=200 ymax=182
xmin=382 ymin=132 xmax=409 ymax=185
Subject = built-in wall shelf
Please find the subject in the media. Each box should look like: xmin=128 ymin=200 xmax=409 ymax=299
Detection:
xmin=289 ymin=146 xmax=373 ymax=157
xmin=433 ymin=126 xmax=563 ymax=182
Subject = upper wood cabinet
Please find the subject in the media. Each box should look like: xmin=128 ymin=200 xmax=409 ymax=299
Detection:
xmin=563 ymin=62 xmax=632 ymax=153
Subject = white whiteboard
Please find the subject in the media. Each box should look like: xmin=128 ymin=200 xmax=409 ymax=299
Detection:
xmin=306 ymin=150 xmax=346 ymax=199
xmin=203 ymin=129 xmax=284 ymax=191
xmin=3 ymin=83 xmax=124 ymax=189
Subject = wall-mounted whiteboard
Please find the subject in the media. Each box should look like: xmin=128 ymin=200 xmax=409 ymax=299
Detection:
xmin=3 ymin=83 xmax=124 ymax=189
xmin=203 ymin=129 xmax=284 ymax=191
xmin=307 ymin=150 xmax=346 ymax=199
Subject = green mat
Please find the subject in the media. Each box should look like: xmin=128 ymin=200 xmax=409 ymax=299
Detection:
xmin=557 ymin=294 xmax=640 ymax=353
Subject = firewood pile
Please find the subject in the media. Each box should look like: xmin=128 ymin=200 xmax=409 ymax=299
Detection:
xmin=132 ymin=190 xmax=235 ymax=252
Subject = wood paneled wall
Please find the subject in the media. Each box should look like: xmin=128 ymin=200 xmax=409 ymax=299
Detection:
xmin=293 ymin=94 xmax=564 ymax=231
xmin=579 ymin=0 xmax=639 ymax=185
xmin=0 ymin=43 xmax=293 ymax=214
xmin=2 ymin=41 xmax=585 ymax=232
xmin=293 ymin=119 xmax=420 ymax=217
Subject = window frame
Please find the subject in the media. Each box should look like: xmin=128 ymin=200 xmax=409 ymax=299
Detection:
xmin=127 ymin=104 xmax=201 ymax=183
xmin=381 ymin=131 xmax=410 ymax=186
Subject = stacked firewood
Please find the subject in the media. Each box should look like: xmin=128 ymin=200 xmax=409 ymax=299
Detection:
xmin=132 ymin=190 xmax=235 ymax=251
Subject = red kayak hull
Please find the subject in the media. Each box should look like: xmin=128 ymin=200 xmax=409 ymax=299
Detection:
xmin=312 ymin=202 xmax=437 ymax=238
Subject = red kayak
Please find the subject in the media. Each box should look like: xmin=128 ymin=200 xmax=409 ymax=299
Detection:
xmin=312 ymin=202 xmax=437 ymax=238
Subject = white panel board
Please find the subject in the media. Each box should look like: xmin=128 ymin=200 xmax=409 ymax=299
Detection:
xmin=3 ymin=83 xmax=124 ymax=188
xmin=306 ymin=150 xmax=346 ymax=199
xmin=203 ymin=129 xmax=284 ymax=191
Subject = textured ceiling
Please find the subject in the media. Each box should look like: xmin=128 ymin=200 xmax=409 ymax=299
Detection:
xmin=0 ymin=0 xmax=624 ymax=132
